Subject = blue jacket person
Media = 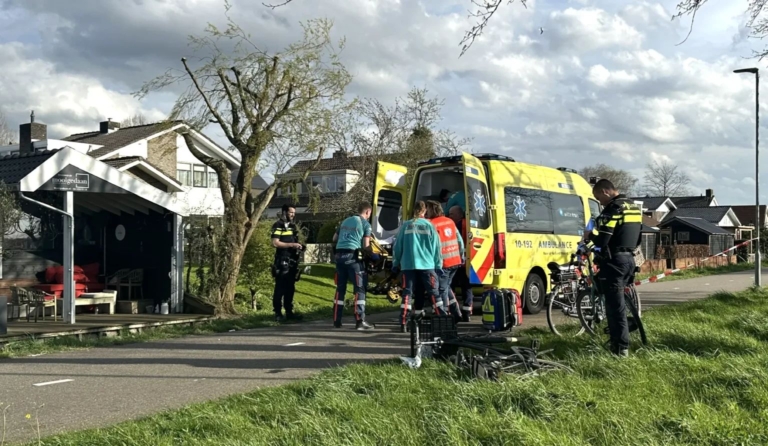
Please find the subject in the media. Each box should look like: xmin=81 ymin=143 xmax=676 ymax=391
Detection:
xmin=270 ymin=204 xmax=304 ymax=322
xmin=332 ymin=202 xmax=377 ymax=331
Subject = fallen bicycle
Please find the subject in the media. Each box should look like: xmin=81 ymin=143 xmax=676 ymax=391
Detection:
xmin=400 ymin=315 xmax=573 ymax=380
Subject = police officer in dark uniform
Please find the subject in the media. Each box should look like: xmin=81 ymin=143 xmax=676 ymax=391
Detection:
xmin=270 ymin=204 xmax=304 ymax=322
xmin=582 ymin=179 xmax=642 ymax=357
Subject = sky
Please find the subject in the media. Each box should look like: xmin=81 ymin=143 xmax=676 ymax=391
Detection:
xmin=0 ymin=0 xmax=765 ymax=205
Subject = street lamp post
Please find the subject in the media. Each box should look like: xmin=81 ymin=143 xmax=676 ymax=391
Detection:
xmin=734 ymin=67 xmax=761 ymax=287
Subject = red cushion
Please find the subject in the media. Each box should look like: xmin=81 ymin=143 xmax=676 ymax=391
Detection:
xmin=81 ymin=263 xmax=100 ymax=283
xmin=54 ymin=270 xmax=90 ymax=284
xmin=45 ymin=266 xmax=57 ymax=284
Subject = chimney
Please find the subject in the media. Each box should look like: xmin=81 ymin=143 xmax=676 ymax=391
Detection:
xmin=100 ymin=118 xmax=121 ymax=134
xmin=332 ymin=149 xmax=346 ymax=159
xmin=19 ymin=110 xmax=47 ymax=155
xmin=705 ymin=188 xmax=713 ymax=199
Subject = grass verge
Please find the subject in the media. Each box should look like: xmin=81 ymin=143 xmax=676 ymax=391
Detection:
xmin=0 ymin=264 xmax=397 ymax=358
xmin=28 ymin=287 xmax=768 ymax=445
xmin=636 ymin=260 xmax=767 ymax=282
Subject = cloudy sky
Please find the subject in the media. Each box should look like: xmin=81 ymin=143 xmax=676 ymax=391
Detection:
xmin=0 ymin=0 xmax=764 ymax=205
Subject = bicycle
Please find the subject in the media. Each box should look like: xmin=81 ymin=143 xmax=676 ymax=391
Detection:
xmin=404 ymin=314 xmax=573 ymax=380
xmin=545 ymin=255 xmax=592 ymax=337
xmin=574 ymin=251 xmax=648 ymax=347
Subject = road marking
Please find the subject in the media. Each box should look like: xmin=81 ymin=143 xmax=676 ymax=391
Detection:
xmin=674 ymin=287 xmax=679 ymax=290
xmin=705 ymin=283 xmax=710 ymax=286
xmin=285 ymin=342 xmax=305 ymax=346
xmin=33 ymin=379 xmax=73 ymax=387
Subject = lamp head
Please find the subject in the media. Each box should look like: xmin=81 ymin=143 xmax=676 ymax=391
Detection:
xmin=734 ymin=68 xmax=759 ymax=74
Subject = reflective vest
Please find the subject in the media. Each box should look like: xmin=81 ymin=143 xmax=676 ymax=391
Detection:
xmin=430 ymin=216 xmax=462 ymax=268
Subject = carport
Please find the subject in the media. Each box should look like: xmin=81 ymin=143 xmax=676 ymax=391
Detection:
xmin=0 ymin=146 xmax=186 ymax=324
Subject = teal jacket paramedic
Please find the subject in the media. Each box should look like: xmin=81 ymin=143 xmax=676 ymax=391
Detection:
xmin=393 ymin=218 xmax=443 ymax=271
xmin=335 ymin=215 xmax=372 ymax=251
xmin=442 ymin=191 xmax=466 ymax=215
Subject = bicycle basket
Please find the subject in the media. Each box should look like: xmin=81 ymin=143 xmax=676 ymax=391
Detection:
xmin=416 ymin=315 xmax=458 ymax=343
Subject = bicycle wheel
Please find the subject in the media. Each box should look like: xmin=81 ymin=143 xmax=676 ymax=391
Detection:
xmin=625 ymin=285 xmax=647 ymax=345
xmin=576 ymin=290 xmax=604 ymax=337
xmin=546 ymin=287 xmax=586 ymax=337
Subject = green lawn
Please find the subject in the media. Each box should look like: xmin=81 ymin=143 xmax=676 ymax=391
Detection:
xmin=29 ymin=287 xmax=768 ymax=445
xmin=1 ymin=264 xmax=398 ymax=358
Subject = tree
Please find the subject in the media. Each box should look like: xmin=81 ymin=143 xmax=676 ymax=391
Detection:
xmin=0 ymin=110 xmax=17 ymax=145
xmin=238 ymin=220 xmax=276 ymax=309
xmin=322 ymin=87 xmax=470 ymax=215
xmin=579 ymin=164 xmax=638 ymax=195
xmin=121 ymin=113 xmax=151 ymax=127
xmin=137 ymin=5 xmax=353 ymax=314
xmin=642 ymin=160 xmax=692 ymax=197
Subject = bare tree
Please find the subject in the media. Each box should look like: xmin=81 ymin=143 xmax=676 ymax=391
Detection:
xmin=642 ymin=160 xmax=692 ymax=197
xmin=320 ymin=87 xmax=470 ymax=214
xmin=120 ymin=113 xmax=151 ymax=127
xmin=579 ymin=163 xmax=639 ymax=195
xmin=0 ymin=111 xmax=17 ymax=145
xmin=136 ymin=5 xmax=353 ymax=313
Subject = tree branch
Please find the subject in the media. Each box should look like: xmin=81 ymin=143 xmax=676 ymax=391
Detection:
xmin=181 ymin=57 xmax=241 ymax=148
xmin=230 ymin=67 xmax=258 ymax=126
xmin=216 ymin=68 xmax=242 ymax=140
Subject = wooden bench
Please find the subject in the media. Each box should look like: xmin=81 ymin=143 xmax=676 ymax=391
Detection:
xmin=56 ymin=291 xmax=117 ymax=315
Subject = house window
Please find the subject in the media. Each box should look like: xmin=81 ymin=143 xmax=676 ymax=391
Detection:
xmin=677 ymin=231 xmax=690 ymax=242
xmin=308 ymin=175 xmax=323 ymax=193
xmin=336 ymin=175 xmax=346 ymax=192
xmin=193 ymin=165 xmax=207 ymax=187
xmin=208 ymin=170 xmax=218 ymax=189
xmin=177 ymin=163 xmax=191 ymax=186
xmin=323 ymin=175 xmax=339 ymax=193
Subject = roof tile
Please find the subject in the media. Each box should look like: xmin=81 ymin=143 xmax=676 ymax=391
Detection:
xmin=63 ymin=121 xmax=184 ymax=158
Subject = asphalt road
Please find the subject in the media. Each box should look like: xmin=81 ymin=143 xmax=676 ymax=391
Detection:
xmin=1 ymin=269 xmax=765 ymax=444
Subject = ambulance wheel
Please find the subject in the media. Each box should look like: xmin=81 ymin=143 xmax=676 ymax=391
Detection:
xmin=523 ymin=273 xmax=545 ymax=315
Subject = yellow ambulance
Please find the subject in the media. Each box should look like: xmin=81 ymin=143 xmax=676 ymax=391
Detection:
xmin=371 ymin=152 xmax=599 ymax=314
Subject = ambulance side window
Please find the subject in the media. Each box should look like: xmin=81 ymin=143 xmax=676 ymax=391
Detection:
xmin=466 ymin=178 xmax=491 ymax=230
xmin=588 ymin=199 xmax=601 ymax=220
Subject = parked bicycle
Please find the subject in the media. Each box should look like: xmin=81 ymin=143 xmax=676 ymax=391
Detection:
xmin=545 ymin=254 xmax=592 ymax=337
xmin=574 ymin=249 xmax=648 ymax=346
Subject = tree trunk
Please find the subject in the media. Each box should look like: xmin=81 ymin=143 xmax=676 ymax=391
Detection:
xmin=208 ymin=205 xmax=250 ymax=315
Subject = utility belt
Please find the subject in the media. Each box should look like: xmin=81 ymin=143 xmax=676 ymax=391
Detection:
xmin=271 ymin=255 xmax=298 ymax=278
xmin=596 ymin=247 xmax=635 ymax=263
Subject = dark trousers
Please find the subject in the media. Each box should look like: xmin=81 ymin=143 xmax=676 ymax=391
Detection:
xmin=272 ymin=263 xmax=298 ymax=316
xmin=597 ymin=254 xmax=635 ymax=351
xmin=438 ymin=266 xmax=462 ymax=317
xmin=451 ymin=266 xmax=474 ymax=314
xmin=400 ymin=269 xmax=444 ymax=325
xmin=333 ymin=252 xmax=367 ymax=323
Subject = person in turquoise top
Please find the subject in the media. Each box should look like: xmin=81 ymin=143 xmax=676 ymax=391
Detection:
xmin=392 ymin=200 xmax=444 ymax=331
xmin=332 ymin=202 xmax=377 ymax=331
xmin=441 ymin=190 xmax=466 ymax=215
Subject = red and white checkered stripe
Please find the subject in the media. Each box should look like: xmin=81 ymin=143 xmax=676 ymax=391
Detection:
xmin=633 ymin=238 xmax=756 ymax=286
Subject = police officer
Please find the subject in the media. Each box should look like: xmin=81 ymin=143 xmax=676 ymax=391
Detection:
xmin=332 ymin=202 xmax=377 ymax=331
xmin=270 ymin=204 xmax=304 ymax=322
xmin=582 ymin=179 xmax=642 ymax=357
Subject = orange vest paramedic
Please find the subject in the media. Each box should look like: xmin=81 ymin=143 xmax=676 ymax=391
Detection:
xmin=426 ymin=200 xmax=465 ymax=320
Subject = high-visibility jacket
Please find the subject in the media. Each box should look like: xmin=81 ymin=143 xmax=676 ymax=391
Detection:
xmin=430 ymin=216 xmax=464 ymax=268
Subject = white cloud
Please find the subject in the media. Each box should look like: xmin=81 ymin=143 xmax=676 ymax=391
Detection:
xmin=0 ymin=42 xmax=164 ymax=137
xmin=0 ymin=0 xmax=764 ymax=204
